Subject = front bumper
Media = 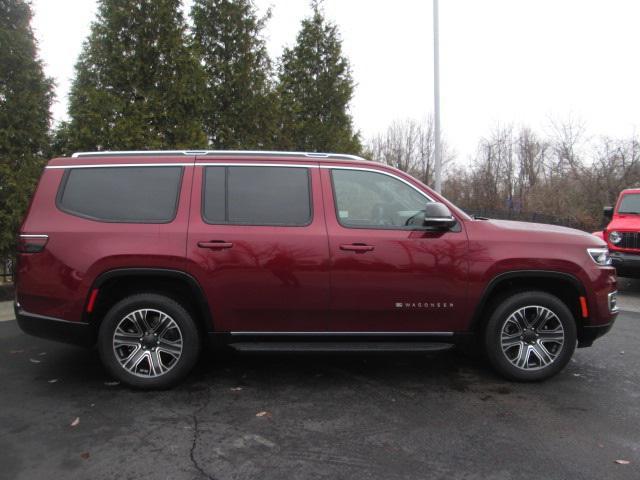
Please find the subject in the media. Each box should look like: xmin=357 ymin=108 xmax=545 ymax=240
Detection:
xmin=611 ymin=251 xmax=640 ymax=277
xmin=578 ymin=319 xmax=616 ymax=348
xmin=14 ymin=303 xmax=95 ymax=347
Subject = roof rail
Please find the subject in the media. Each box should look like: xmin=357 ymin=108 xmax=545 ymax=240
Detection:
xmin=71 ymin=150 xmax=365 ymax=161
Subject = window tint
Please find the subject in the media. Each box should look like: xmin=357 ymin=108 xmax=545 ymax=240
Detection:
xmin=331 ymin=169 xmax=430 ymax=229
xmin=203 ymin=167 xmax=226 ymax=223
xmin=203 ymin=166 xmax=311 ymax=226
xmin=58 ymin=166 xmax=183 ymax=223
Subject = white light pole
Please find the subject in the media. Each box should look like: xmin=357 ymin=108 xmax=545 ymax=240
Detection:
xmin=433 ymin=0 xmax=442 ymax=193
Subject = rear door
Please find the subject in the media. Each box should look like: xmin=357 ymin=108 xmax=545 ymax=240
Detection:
xmin=186 ymin=159 xmax=330 ymax=332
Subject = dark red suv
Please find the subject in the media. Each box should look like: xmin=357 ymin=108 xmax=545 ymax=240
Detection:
xmin=15 ymin=151 xmax=618 ymax=388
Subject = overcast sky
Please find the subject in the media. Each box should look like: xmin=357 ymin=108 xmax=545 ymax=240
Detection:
xmin=31 ymin=0 xmax=640 ymax=161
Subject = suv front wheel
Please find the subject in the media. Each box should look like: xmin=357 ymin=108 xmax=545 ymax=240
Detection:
xmin=98 ymin=293 xmax=201 ymax=389
xmin=484 ymin=291 xmax=577 ymax=381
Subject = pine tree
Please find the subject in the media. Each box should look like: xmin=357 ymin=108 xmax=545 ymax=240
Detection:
xmin=191 ymin=0 xmax=277 ymax=149
xmin=0 ymin=0 xmax=53 ymax=260
xmin=277 ymin=0 xmax=360 ymax=154
xmin=61 ymin=0 xmax=207 ymax=152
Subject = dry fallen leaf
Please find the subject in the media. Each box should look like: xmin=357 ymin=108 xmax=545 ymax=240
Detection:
xmin=80 ymin=452 xmax=90 ymax=460
xmin=70 ymin=417 xmax=80 ymax=427
xmin=255 ymin=411 xmax=271 ymax=418
xmin=48 ymin=379 xmax=58 ymax=384
xmin=29 ymin=358 xmax=41 ymax=364
xmin=104 ymin=381 xmax=120 ymax=386
xmin=615 ymin=460 xmax=630 ymax=465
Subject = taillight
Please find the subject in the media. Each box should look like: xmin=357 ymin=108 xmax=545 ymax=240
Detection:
xmin=17 ymin=234 xmax=48 ymax=253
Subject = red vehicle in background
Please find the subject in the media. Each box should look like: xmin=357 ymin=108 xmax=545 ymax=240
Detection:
xmin=597 ymin=188 xmax=640 ymax=278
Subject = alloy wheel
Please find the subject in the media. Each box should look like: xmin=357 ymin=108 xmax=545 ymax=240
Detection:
xmin=112 ymin=308 xmax=183 ymax=378
xmin=500 ymin=305 xmax=565 ymax=371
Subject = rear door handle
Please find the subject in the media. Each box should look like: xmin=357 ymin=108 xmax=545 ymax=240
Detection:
xmin=197 ymin=241 xmax=234 ymax=250
xmin=340 ymin=243 xmax=375 ymax=253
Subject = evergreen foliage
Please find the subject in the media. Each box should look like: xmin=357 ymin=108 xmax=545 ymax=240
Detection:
xmin=0 ymin=0 xmax=53 ymax=259
xmin=61 ymin=0 xmax=207 ymax=152
xmin=277 ymin=0 xmax=360 ymax=153
xmin=191 ymin=0 xmax=277 ymax=149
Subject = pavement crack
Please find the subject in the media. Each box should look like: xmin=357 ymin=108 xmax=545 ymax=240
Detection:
xmin=189 ymin=412 xmax=216 ymax=480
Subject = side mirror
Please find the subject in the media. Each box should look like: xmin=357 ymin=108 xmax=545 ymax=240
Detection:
xmin=423 ymin=202 xmax=456 ymax=230
xmin=603 ymin=206 xmax=614 ymax=219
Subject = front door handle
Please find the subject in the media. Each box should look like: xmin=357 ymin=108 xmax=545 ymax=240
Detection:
xmin=340 ymin=243 xmax=375 ymax=253
xmin=197 ymin=241 xmax=234 ymax=250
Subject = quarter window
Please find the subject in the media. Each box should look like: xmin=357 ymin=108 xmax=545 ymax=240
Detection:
xmin=203 ymin=166 xmax=312 ymax=226
xmin=331 ymin=169 xmax=430 ymax=229
xmin=58 ymin=166 xmax=183 ymax=223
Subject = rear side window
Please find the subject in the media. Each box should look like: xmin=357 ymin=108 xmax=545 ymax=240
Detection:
xmin=58 ymin=166 xmax=183 ymax=223
xmin=203 ymin=166 xmax=312 ymax=226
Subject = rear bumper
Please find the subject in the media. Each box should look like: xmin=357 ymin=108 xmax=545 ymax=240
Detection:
xmin=611 ymin=251 xmax=640 ymax=277
xmin=14 ymin=303 xmax=95 ymax=347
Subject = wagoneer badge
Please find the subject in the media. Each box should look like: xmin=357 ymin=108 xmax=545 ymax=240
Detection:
xmin=395 ymin=302 xmax=454 ymax=309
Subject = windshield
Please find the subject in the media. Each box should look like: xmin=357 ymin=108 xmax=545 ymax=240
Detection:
xmin=618 ymin=193 xmax=640 ymax=214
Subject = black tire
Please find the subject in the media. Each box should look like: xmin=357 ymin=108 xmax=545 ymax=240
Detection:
xmin=484 ymin=291 xmax=577 ymax=382
xmin=98 ymin=293 xmax=201 ymax=389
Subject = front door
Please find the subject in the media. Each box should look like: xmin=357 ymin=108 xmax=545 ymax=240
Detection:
xmin=321 ymin=167 xmax=469 ymax=333
xmin=187 ymin=161 xmax=330 ymax=332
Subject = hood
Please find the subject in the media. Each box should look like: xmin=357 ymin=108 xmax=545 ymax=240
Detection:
xmin=607 ymin=215 xmax=640 ymax=231
xmin=485 ymin=219 xmax=605 ymax=247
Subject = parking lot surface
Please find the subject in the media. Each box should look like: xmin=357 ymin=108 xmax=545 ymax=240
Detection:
xmin=1 ymin=284 xmax=639 ymax=480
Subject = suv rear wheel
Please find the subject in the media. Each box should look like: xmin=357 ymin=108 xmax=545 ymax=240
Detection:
xmin=484 ymin=291 xmax=577 ymax=381
xmin=98 ymin=293 xmax=201 ymax=389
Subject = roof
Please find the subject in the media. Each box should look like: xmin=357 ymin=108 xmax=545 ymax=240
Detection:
xmin=71 ymin=150 xmax=365 ymax=162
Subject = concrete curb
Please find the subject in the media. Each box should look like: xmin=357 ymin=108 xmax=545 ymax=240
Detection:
xmin=0 ymin=301 xmax=14 ymax=322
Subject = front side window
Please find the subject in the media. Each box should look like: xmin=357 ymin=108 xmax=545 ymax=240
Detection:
xmin=58 ymin=166 xmax=183 ymax=223
xmin=619 ymin=194 xmax=640 ymax=214
xmin=331 ymin=169 xmax=430 ymax=229
xmin=203 ymin=166 xmax=312 ymax=226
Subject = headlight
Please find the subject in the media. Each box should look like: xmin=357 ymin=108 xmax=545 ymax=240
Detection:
xmin=587 ymin=247 xmax=612 ymax=266
xmin=608 ymin=231 xmax=622 ymax=245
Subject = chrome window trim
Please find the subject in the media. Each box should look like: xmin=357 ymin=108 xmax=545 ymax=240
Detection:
xmin=46 ymin=163 xmax=194 ymax=169
xmin=19 ymin=234 xmax=49 ymax=238
xmin=197 ymin=163 xmax=316 ymax=168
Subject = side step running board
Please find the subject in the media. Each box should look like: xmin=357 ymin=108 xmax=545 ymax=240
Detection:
xmin=228 ymin=342 xmax=454 ymax=353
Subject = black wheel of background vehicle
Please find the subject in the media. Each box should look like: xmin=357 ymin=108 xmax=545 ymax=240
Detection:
xmin=484 ymin=291 xmax=577 ymax=382
xmin=98 ymin=293 xmax=201 ymax=389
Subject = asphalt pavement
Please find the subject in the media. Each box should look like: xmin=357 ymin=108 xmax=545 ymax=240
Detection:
xmin=0 ymin=284 xmax=639 ymax=480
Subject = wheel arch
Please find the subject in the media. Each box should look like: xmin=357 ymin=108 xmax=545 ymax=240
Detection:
xmin=84 ymin=268 xmax=213 ymax=335
xmin=471 ymin=270 xmax=587 ymax=335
